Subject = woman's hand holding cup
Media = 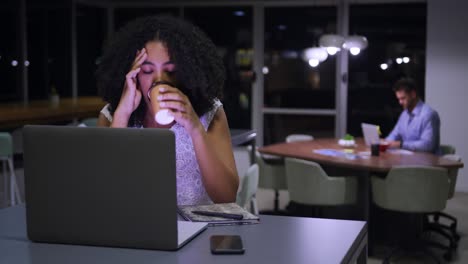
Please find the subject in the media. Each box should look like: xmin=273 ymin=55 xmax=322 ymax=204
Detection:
xmin=147 ymin=83 xmax=175 ymax=125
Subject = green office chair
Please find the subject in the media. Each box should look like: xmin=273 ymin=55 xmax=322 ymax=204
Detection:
xmin=81 ymin=117 xmax=99 ymax=127
xmin=371 ymin=166 xmax=452 ymax=262
xmin=255 ymin=150 xmax=287 ymax=214
xmin=236 ymin=164 xmax=259 ymax=215
xmin=285 ymin=158 xmax=357 ymax=208
xmin=285 ymin=134 xmax=314 ymax=143
xmin=428 ymin=143 xmax=458 ymax=244
xmin=426 ymin=154 xmax=462 ymax=245
xmin=0 ymin=132 xmax=22 ymax=206
xmin=439 ymin=144 xmax=456 ymax=155
xmin=256 ymin=134 xmax=314 ymax=214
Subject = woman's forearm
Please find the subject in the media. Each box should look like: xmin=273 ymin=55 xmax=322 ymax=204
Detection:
xmin=110 ymin=110 xmax=130 ymax=128
xmin=190 ymin=127 xmax=238 ymax=203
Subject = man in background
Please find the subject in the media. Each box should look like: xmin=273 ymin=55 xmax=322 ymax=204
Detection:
xmin=386 ymin=78 xmax=440 ymax=153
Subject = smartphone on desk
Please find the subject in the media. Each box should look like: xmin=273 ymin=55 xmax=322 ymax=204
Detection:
xmin=210 ymin=235 xmax=245 ymax=254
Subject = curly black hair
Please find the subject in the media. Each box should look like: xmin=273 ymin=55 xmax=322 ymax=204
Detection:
xmin=96 ymin=15 xmax=225 ymax=126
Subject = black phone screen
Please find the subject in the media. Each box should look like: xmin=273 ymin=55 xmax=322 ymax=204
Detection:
xmin=210 ymin=235 xmax=245 ymax=254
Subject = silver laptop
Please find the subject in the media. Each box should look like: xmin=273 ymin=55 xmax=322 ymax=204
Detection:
xmin=23 ymin=125 xmax=207 ymax=250
xmin=361 ymin=123 xmax=380 ymax=146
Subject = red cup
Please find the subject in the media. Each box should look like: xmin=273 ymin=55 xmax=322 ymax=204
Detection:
xmin=379 ymin=142 xmax=389 ymax=152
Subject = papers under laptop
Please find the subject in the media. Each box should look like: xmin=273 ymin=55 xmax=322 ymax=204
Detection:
xmin=361 ymin=123 xmax=380 ymax=146
xmin=23 ymin=125 xmax=207 ymax=250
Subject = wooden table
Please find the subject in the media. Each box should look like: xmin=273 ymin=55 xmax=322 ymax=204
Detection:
xmin=259 ymin=138 xmax=463 ymax=173
xmin=0 ymin=97 xmax=106 ymax=130
xmin=259 ymin=138 xmax=464 ymax=254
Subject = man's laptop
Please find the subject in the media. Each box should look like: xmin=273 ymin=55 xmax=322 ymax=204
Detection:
xmin=23 ymin=125 xmax=207 ymax=250
xmin=361 ymin=123 xmax=380 ymax=146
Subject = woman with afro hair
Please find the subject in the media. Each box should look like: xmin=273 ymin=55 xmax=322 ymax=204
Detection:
xmin=96 ymin=15 xmax=238 ymax=205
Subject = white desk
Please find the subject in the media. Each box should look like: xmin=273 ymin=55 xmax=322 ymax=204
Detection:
xmin=0 ymin=206 xmax=367 ymax=264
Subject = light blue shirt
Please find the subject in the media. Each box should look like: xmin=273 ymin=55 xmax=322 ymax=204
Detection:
xmin=386 ymin=100 xmax=440 ymax=153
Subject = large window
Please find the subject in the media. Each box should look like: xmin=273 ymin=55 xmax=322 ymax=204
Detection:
xmin=264 ymin=6 xmax=337 ymax=109
xmin=2 ymin=1 xmax=428 ymax=146
xmin=263 ymin=6 xmax=337 ymax=144
xmin=27 ymin=3 xmax=71 ymax=99
xmin=0 ymin=1 xmax=21 ymax=102
xmin=77 ymin=5 xmax=106 ymax=96
xmin=185 ymin=7 xmax=253 ymax=129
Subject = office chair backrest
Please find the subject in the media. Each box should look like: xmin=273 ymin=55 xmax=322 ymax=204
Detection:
xmin=81 ymin=117 xmax=99 ymax=127
xmin=286 ymin=134 xmax=314 ymax=143
xmin=255 ymin=150 xmax=287 ymax=190
xmin=372 ymin=166 xmax=449 ymax=213
xmin=236 ymin=164 xmax=259 ymax=211
xmin=0 ymin=132 xmax=22 ymax=205
xmin=0 ymin=133 xmax=13 ymax=157
xmin=285 ymin=158 xmax=357 ymax=205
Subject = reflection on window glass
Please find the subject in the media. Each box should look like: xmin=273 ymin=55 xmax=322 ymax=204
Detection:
xmin=347 ymin=3 xmax=426 ymax=137
xmin=185 ymin=7 xmax=253 ymax=129
xmin=264 ymin=115 xmax=334 ymax=145
xmin=27 ymin=4 xmax=71 ymax=99
xmin=265 ymin=6 xmax=337 ymax=109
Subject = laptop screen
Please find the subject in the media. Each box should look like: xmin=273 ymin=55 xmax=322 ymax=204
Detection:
xmin=23 ymin=125 xmax=187 ymax=250
xmin=361 ymin=123 xmax=380 ymax=146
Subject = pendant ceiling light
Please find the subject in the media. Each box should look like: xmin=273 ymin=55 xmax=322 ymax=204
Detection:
xmin=302 ymin=47 xmax=328 ymax=67
xmin=319 ymin=34 xmax=345 ymax=55
xmin=319 ymin=34 xmax=368 ymax=56
xmin=303 ymin=47 xmax=328 ymax=62
xmin=343 ymin=35 xmax=368 ymax=56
